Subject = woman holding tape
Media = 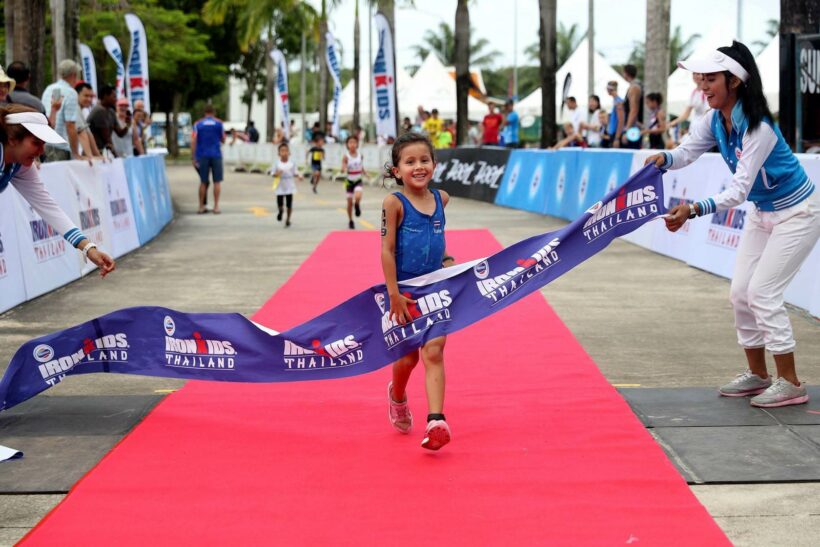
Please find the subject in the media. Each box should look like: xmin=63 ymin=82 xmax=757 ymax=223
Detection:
xmin=646 ymin=41 xmax=819 ymax=408
xmin=0 ymin=105 xmax=116 ymax=276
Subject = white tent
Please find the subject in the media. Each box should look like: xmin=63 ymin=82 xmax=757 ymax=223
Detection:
xmin=331 ymin=60 xmax=414 ymax=123
xmin=517 ymin=37 xmax=629 ymax=116
xmin=400 ymin=54 xmax=489 ymax=121
xmin=755 ymin=34 xmax=779 ymax=113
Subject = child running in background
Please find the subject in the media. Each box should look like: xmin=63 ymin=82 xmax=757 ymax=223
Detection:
xmin=271 ymin=142 xmax=302 ymax=227
xmin=341 ymin=135 xmax=365 ymax=229
xmin=307 ymin=132 xmax=325 ymax=193
xmin=381 ymin=132 xmax=455 ymax=451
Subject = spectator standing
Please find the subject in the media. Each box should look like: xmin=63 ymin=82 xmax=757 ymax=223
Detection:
xmin=324 ymin=121 xmax=337 ymax=143
xmin=621 ymin=64 xmax=644 ymax=149
xmin=111 ymin=98 xmax=136 ymax=158
xmin=246 ymin=121 xmax=260 ymax=143
xmin=669 ymin=73 xmax=710 ymax=136
xmin=467 ymin=121 xmax=481 ymax=145
xmin=501 ymin=99 xmax=520 ymax=148
xmin=191 ymin=104 xmax=225 ymax=214
xmin=0 ymin=68 xmax=13 ymax=106
xmin=642 ymin=92 xmax=667 ymax=150
xmin=7 ymin=62 xmax=45 ymax=114
xmin=606 ymin=81 xmax=625 ymax=148
xmin=552 ymin=97 xmax=585 ymax=149
xmin=401 ymin=117 xmax=413 ymax=135
xmin=481 ymin=103 xmax=503 ymax=146
xmin=436 ymin=120 xmax=454 ymax=149
xmin=41 ymin=60 xmax=83 ymax=161
xmin=582 ymin=95 xmax=604 ymax=148
xmin=86 ymin=85 xmax=128 ymax=157
xmin=423 ymin=109 xmax=443 ymax=144
xmin=73 ymin=82 xmax=102 ymax=159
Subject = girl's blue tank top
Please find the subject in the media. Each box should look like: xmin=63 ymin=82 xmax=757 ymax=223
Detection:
xmin=393 ymin=188 xmax=446 ymax=281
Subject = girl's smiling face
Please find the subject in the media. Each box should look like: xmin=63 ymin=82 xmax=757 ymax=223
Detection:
xmin=393 ymin=142 xmax=435 ymax=190
xmin=700 ymin=72 xmax=740 ymax=110
xmin=10 ymin=135 xmax=45 ymax=166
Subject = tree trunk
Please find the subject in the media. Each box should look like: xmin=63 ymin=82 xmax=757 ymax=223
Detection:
xmin=51 ymin=0 xmax=80 ymax=79
xmin=10 ymin=0 xmax=47 ymax=95
xmin=353 ymin=0 xmax=361 ymax=131
xmin=454 ymin=0 xmax=470 ymax=146
xmin=377 ymin=0 xmax=396 ymax=42
xmin=5 ymin=1 xmax=13 ymax=67
xmin=169 ymin=92 xmax=182 ymax=158
xmin=538 ymin=0 xmax=557 ymax=148
xmin=266 ymin=28 xmax=276 ymax=142
xmin=644 ymin=0 xmax=670 ymax=119
xmin=319 ymin=1 xmax=329 ymax=131
xmin=301 ymin=30 xmax=307 ymax=142
xmin=246 ymin=93 xmax=253 ymax=128
xmin=587 ymin=0 xmax=594 ymax=99
xmin=779 ymin=0 xmax=820 ymax=149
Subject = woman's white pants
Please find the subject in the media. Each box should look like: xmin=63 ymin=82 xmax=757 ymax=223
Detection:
xmin=729 ymin=191 xmax=820 ymax=354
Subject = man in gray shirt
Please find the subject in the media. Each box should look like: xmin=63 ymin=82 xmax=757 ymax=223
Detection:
xmin=7 ymin=62 xmax=46 ymax=115
xmin=41 ymin=60 xmax=82 ymax=162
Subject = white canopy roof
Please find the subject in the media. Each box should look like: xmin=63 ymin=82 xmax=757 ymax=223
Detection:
xmin=755 ymin=34 xmax=779 ymax=113
xmin=667 ymin=29 xmax=731 ymax=115
xmin=399 ymin=54 xmax=489 ymax=121
xmin=331 ymin=60 xmax=414 ymax=122
xmin=517 ymin=37 xmax=628 ymax=116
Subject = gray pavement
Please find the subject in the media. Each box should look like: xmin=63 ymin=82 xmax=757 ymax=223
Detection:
xmin=1 ymin=162 xmax=818 ymax=545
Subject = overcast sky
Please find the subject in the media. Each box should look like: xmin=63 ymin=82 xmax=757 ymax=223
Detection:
xmin=306 ymin=0 xmax=779 ymax=71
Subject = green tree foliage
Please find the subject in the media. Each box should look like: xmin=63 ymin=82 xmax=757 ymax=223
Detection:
xmin=410 ymin=21 xmax=501 ymax=69
xmin=526 ymin=22 xmax=583 ymax=68
xmin=626 ymin=25 xmax=700 ymax=80
xmin=79 ymin=0 xmax=225 ymax=114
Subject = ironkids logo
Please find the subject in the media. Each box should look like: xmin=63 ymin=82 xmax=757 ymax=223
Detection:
xmin=582 ymin=185 xmax=659 ymax=242
xmin=707 ymin=207 xmax=746 ymax=249
xmin=376 ymin=290 xmax=453 ymax=349
xmin=164 ymin=327 xmax=237 ymax=371
xmin=474 ymin=238 xmax=561 ymax=304
xmin=34 ymin=334 xmax=129 ymax=386
xmin=282 ymin=335 xmax=363 ymax=370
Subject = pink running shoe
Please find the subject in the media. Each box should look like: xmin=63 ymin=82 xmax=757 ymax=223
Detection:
xmin=421 ymin=419 xmax=451 ymax=451
xmin=388 ymin=382 xmax=413 ymax=433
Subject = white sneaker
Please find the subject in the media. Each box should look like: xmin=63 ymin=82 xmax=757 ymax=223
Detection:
xmin=750 ymin=377 xmax=809 ymax=408
xmin=718 ymin=370 xmax=772 ymax=397
xmin=387 ymin=382 xmax=412 ymax=433
xmin=421 ymin=419 xmax=451 ymax=451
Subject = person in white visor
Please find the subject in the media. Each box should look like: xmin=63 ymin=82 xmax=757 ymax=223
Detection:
xmin=646 ymin=41 xmax=819 ymax=408
xmin=0 ymin=105 xmax=116 ymax=276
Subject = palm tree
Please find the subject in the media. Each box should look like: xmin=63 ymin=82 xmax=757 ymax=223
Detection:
xmin=353 ymin=0 xmax=361 ymax=130
xmin=627 ymin=25 xmax=700 ymax=79
xmin=410 ymin=22 xmax=501 ymax=69
xmin=6 ymin=0 xmax=47 ymax=94
xmin=454 ymin=0 xmax=470 ymax=145
xmin=526 ymin=21 xmax=583 ymax=68
xmin=538 ymin=0 xmax=557 ymax=148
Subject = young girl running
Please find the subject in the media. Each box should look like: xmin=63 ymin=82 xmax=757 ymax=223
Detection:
xmin=381 ymin=132 xmax=455 ymax=450
xmin=647 ymin=41 xmax=819 ymax=408
xmin=271 ymin=142 xmax=302 ymax=227
xmin=341 ymin=135 xmax=365 ymax=229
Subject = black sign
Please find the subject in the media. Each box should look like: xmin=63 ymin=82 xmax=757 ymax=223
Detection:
xmin=430 ymin=147 xmax=511 ymax=203
xmin=797 ymin=34 xmax=820 ymax=152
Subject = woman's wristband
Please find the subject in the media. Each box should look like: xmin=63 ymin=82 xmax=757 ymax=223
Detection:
xmin=442 ymin=255 xmax=455 ymax=265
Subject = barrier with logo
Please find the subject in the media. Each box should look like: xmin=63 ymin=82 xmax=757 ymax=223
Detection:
xmin=430 ymin=147 xmax=509 ymax=203
xmin=0 ymin=167 xmax=665 ymax=413
xmin=0 ymin=155 xmax=171 ymax=314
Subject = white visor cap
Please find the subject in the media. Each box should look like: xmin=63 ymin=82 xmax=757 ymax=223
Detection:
xmin=677 ymin=50 xmax=750 ymax=83
xmin=5 ymin=112 xmax=67 ymax=144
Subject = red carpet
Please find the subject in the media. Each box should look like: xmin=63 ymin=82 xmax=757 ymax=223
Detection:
xmin=21 ymin=230 xmax=729 ymax=545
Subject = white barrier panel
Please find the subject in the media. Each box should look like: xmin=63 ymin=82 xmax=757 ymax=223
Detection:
xmin=622 ymin=152 xmax=819 ymax=316
xmin=99 ymin=160 xmax=141 ymax=258
xmin=0 ymin=189 xmax=26 ymax=313
xmin=14 ymin=164 xmax=82 ymax=299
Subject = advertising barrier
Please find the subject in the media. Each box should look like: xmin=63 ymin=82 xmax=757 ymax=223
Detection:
xmin=431 ymin=147 xmax=509 ymax=203
xmin=0 ymin=156 xmax=171 ymax=314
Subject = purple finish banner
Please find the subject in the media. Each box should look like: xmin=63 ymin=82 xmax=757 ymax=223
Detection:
xmin=0 ymin=167 xmax=665 ymax=412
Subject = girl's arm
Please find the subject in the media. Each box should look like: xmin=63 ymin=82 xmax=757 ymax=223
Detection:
xmin=439 ymin=191 xmax=455 ymax=267
xmin=341 ymin=155 xmax=348 ymax=175
xmin=381 ymin=195 xmax=415 ymax=325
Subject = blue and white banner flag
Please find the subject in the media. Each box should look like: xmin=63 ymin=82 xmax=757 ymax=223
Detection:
xmin=79 ymin=43 xmax=98 ymax=98
xmin=0 ymin=167 xmax=665 ymax=413
xmin=271 ymin=49 xmax=290 ymax=140
xmin=102 ymin=35 xmax=127 ymax=100
xmin=325 ymin=32 xmax=343 ymax=138
xmin=125 ymin=13 xmax=150 ymax=113
xmin=373 ymin=12 xmax=398 ymax=140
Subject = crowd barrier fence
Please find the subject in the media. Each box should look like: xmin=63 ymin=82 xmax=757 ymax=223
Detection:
xmin=0 ymin=155 xmax=172 ymax=313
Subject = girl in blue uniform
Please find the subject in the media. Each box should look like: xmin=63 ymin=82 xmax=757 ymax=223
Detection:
xmin=647 ymin=41 xmax=819 ymax=408
xmin=381 ymin=132 xmax=454 ymax=450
